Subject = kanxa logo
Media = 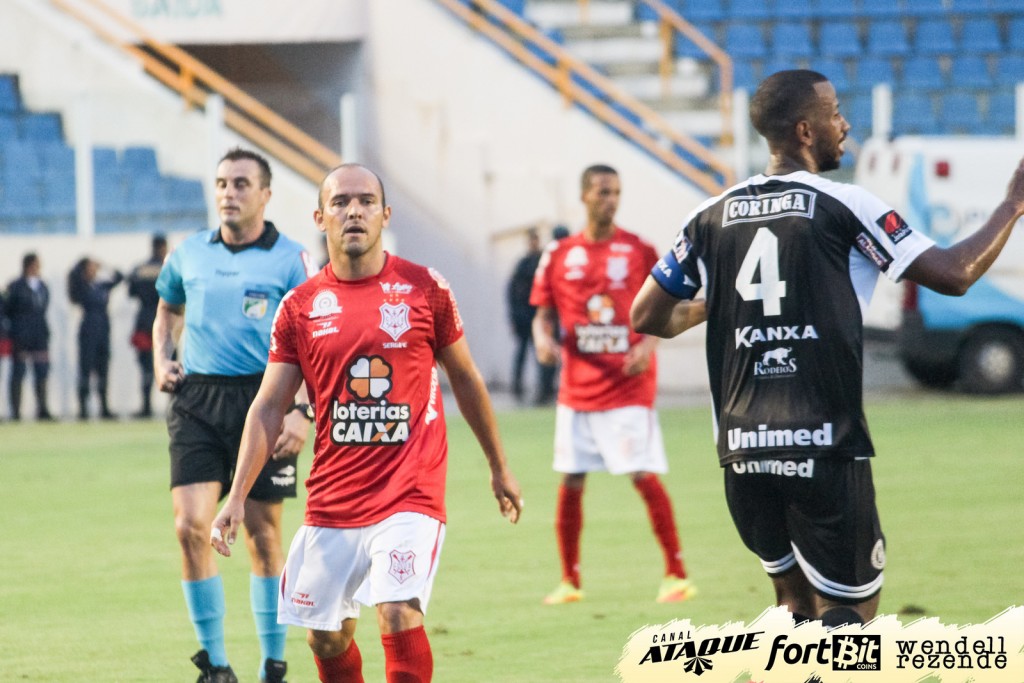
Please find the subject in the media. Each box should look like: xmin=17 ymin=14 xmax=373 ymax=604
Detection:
xmin=638 ymin=631 xmax=763 ymax=676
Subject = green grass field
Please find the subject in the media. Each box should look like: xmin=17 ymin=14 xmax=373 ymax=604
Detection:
xmin=1 ymin=394 xmax=1021 ymax=682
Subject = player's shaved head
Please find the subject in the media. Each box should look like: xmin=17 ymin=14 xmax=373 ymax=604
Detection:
xmin=319 ymin=164 xmax=387 ymax=210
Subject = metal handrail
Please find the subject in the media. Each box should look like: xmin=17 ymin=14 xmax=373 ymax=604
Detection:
xmin=49 ymin=0 xmax=341 ymax=184
xmin=438 ymin=0 xmax=734 ymax=194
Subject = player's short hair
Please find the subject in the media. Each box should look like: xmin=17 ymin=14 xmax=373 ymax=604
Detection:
xmin=318 ymin=163 xmax=387 ymax=210
xmin=22 ymin=252 xmax=38 ymax=272
xmin=581 ymin=164 xmax=618 ymax=192
xmin=220 ymin=147 xmax=272 ymax=188
xmin=749 ymin=70 xmax=829 ymax=144
xmin=152 ymin=233 xmax=167 ymax=250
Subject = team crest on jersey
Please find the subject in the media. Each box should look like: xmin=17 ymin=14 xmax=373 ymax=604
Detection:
xmin=309 ymin=290 xmax=342 ymax=319
xmin=606 ymin=256 xmax=629 ymax=288
xmin=330 ymin=356 xmax=411 ymax=445
xmin=388 ymin=550 xmax=416 ymax=583
xmin=380 ymin=302 xmax=411 ymax=342
xmin=242 ymin=290 xmax=269 ymax=319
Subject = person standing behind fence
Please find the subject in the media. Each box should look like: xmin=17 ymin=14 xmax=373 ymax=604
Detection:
xmin=127 ymin=234 xmax=168 ymax=419
xmin=154 ymin=147 xmax=316 ymax=683
xmin=68 ymin=257 xmax=124 ymax=420
xmin=5 ymin=253 xmax=54 ymax=421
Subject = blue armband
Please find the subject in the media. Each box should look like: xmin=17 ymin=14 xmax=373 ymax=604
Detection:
xmin=651 ymin=251 xmax=700 ymax=300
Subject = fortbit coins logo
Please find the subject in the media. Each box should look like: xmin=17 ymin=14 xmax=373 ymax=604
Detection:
xmin=764 ymin=634 xmax=881 ymax=672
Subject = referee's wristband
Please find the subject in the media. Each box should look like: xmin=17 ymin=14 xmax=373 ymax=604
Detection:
xmin=290 ymin=402 xmax=315 ymax=422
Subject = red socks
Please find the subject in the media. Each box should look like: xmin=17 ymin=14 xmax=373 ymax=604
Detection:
xmin=555 ymin=484 xmax=584 ymax=588
xmin=315 ymin=640 xmax=364 ymax=683
xmin=633 ymin=474 xmax=687 ymax=578
xmin=381 ymin=625 xmax=433 ymax=682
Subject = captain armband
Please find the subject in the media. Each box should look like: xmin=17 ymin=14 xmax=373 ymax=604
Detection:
xmin=650 ymin=254 xmax=699 ymax=300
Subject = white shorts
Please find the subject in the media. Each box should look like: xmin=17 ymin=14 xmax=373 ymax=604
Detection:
xmin=278 ymin=511 xmax=446 ymax=631
xmin=553 ymin=404 xmax=668 ymax=475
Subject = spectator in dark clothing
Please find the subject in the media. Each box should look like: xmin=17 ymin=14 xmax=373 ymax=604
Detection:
xmin=68 ymin=257 xmax=123 ymax=420
xmin=507 ymin=228 xmax=543 ymax=403
xmin=5 ymin=253 xmax=54 ymax=421
xmin=127 ymin=234 xmax=168 ymax=418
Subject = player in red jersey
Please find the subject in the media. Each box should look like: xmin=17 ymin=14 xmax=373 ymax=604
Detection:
xmin=211 ymin=163 xmax=522 ymax=683
xmin=530 ymin=164 xmax=695 ymax=605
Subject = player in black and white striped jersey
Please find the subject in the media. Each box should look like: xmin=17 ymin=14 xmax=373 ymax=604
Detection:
xmin=631 ymin=69 xmax=1024 ymax=629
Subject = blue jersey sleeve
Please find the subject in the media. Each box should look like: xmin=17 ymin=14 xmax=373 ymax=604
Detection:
xmin=155 ymin=247 xmax=186 ymax=305
xmin=650 ymin=228 xmax=701 ymax=300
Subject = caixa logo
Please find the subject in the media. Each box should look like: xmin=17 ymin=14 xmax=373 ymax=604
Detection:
xmin=765 ymin=634 xmax=882 ymax=672
xmin=639 ymin=631 xmax=763 ymax=676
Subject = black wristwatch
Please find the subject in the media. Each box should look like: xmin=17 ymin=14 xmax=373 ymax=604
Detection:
xmin=291 ymin=402 xmax=315 ymax=422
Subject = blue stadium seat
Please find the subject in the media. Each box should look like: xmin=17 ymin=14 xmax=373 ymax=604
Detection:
xmin=19 ymin=113 xmax=62 ymax=142
xmin=165 ymin=176 xmax=208 ymax=212
xmin=679 ymin=0 xmax=726 ymax=22
xmin=948 ymin=0 xmax=991 ymax=13
xmin=810 ymin=59 xmax=852 ymax=93
xmin=0 ymin=75 xmax=20 ymax=113
xmin=774 ymin=0 xmax=814 ymax=19
xmin=727 ymin=60 xmax=760 ymax=91
xmin=914 ymin=19 xmax=956 ymax=56
xmin=994 ymin=54 xmax=1024 ymax=87
xmin=724 ymin=24 xmax=767 ymax=59
xmin=674 ymin=22 xmax=718 ymax=59
xmin=819 ymin=22 xmax=862 ymax=58
xmin=38 ymin=142 xmax=75 ymax=174
xmin=772 ymin=23 xmax=815 ymax=58
xmin=0 ymin=114 xmax=17 ymax=140
xmin=843 ymin=93 xmax=874 ymax=135
xmin=950 ymin=55 xmax=993 ymax=88
xmin=901 ymin=56 xmax=945 ymax=89
xmin=990 ymin=0 xmax=1022 ymax=10
xmin=856 ymin=57 xmax=897 ymax=87
xmin=817 ymin=0 xmax=861 ymax=18
xmin=861 ymin=0 xmax=904 ymax=18
xmin=91 ymin=146 xmax=119 ymax=176
xmin=904 ymin=0 xmax=946 ymax=16
xmin=729 ymin=0 xmax=773 ymax=20
xmin=865 ymin=20 xmax=911 ymax=57
xmin=940 ymin=92 xmax=983 ymax=133
xmin=0 ymin=175 xmax=44 ymax=220
xmin=122 ymin=145 xmax=160 ymax=178
xmin=1 ymin=141 xmax=42 ymax=179
xmin=959 ymin=18 xmax=1002 ymax=53
xmin=1009 ymin=18 xmax=1024 ymax=52
xmin=40 ymin=177 xmax=76 ymax=234
xmin=495 ymin=0 xmax=525 ymax=14
xmin=763 ymin=57 xmax=803 ymax=80
xmin=893 ymin=93 xmax=938 ymax=135
xmin=986 ymin=91 xmax=1017 ymax=134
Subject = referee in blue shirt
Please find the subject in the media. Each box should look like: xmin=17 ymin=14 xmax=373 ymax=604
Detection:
xmin=154 ymin=148 xmax=317 ymax=683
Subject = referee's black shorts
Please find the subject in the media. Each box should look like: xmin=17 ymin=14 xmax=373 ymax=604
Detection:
xmin=724 ymin=457 xmax=885 ymax=604
xmin=167 ymin=373 xmax=298 ymax=501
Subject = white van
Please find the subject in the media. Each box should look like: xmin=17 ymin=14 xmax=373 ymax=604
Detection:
xmin=855 ymin=135 xmax=1024 ymax=393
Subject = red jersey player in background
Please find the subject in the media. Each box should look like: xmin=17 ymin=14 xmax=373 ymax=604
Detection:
xmin=531 ymin=164 xmax=695 ymax=606
xmin=211 ymin=163 xmax=522 ymax=683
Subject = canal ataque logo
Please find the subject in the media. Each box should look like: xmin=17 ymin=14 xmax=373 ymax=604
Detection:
xmin=634 ymin=627 xmax=763 ymax=676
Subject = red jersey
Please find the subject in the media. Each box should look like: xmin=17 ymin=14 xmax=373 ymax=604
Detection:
xmin=269 ymin=254 xmax=464 ymax=528
xmin=530 ymin=227 xmax=659 ymax=411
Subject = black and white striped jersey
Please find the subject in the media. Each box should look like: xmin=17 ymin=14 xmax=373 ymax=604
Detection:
xmin=652 ymin=171 xmax=934 ymax=465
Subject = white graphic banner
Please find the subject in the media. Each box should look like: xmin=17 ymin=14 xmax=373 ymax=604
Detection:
xmin=617 ymin=606 xmax=1023 ymax=683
